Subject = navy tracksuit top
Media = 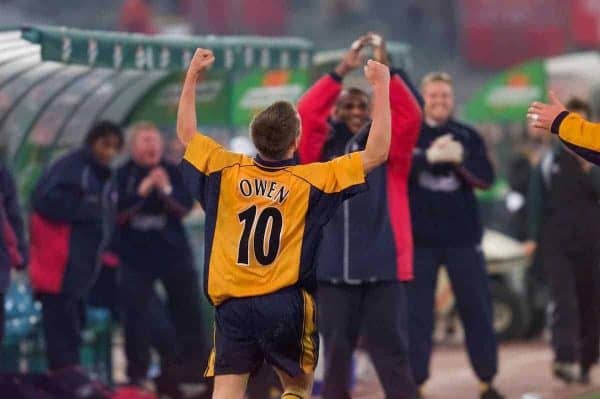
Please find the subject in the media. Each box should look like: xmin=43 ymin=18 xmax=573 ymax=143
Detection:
xmin=409 ymin=119 xmax=495 ymax=247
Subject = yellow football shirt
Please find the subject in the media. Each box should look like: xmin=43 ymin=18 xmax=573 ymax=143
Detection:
xmin=181 ymin=133 xmax=367 ymax=305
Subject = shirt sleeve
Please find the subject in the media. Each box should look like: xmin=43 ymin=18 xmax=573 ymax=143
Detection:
xmin=294 ymin=152 xmax=368 ymax=225
xmin=182 ymin=132 xmax=243 ymax=174
xmin=309 ymin=152 xmax=367 ymax=195
xmin=553 ymin=112 xmax=600 ymax=165
xmin=179 ymin=132 xmax=244 ymax=207
xmin=33 ymin=158 xmax=100 ymax=223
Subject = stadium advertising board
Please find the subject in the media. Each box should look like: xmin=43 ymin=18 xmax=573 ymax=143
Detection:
xmin=464 ymin=60 xmax=546 ymax=123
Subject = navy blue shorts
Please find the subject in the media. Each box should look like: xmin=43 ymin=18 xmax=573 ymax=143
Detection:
xmin=205 ymin=286 xmax=318 ymax=378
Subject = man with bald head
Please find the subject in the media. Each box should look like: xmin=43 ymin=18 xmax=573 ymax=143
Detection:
xmin=114 ymin=122 xmax=209 ymax=396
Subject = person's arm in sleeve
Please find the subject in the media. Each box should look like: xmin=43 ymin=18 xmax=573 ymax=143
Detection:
xmin=297 ymin=36 xmax=370 ymax=163
xmin=359 ymin=60 xmax=392 ymax=174
xmin=177 ymin=48 xmax=243 ymax=206
xmin=295 ymin=60 xmax=391 ymax=201
xmin=554 ymin=113 xmax=600 ymax=152
xmin=455 ymin=129 xmax=495 ymax=189
xmin=296 ymin=74 xmax=342 ymax=163
xmin=115 ymin=169 xmax=146 ymax=226
xmin=2 ymin=167 xmax=27 ymax=266
xmin=32 ymin=159 xmax=100 ymax=223
xmin=177 ymin=48 xmax=216 ymax=147
xmin=157 ymin=167 xmax=194 ymax=219
xmin=392 ymin=68 xmax=424 ymax=108
xmin=388 ymin=67 xmax=422 ymax=175
xmin=529 ymin=91 xmax=600 ymax=165
xmin=554 ymin=113 xmax=600 ymax=165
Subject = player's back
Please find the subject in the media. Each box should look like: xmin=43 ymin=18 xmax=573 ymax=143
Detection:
xmin=180 ymin=133 xmax=367 ymax=305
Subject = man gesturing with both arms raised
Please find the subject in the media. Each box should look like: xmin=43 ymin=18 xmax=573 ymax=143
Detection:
xmin=177 ymin=48 xmax=392 ymax=399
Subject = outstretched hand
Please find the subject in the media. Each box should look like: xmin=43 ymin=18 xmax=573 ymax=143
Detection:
xmin=335 ymin=35 xmax=370 ymax=77
xmin=369 ymin=32 xmax=389 ymax=66
xmin=527 ymin=91 xmax=567 ymax=131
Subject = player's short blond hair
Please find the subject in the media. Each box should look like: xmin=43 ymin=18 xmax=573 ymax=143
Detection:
xmin=421 ymin=72 xmax=453 ymax=90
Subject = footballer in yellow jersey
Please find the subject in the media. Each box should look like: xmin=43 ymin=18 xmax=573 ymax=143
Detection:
xmin=529 ymin=91 xmax=600 ymax=165
xmin=177 ymin=48 xmax=392 ymax=399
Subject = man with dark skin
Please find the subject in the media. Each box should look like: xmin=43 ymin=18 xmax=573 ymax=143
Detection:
xmin=29 ymin=121 xmax=123 ymax=395
xmin=298 ymin=34 xmax=422 ymax=399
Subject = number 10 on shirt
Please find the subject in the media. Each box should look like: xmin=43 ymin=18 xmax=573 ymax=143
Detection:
xmin=237 ymin=205 xmax=283 ymax=266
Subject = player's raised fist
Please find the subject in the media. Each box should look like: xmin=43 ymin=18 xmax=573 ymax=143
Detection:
xmin=363 ymin=59 xmax=390 ymax=87
xmin=189 ymin=48 xmax=215 ymax=74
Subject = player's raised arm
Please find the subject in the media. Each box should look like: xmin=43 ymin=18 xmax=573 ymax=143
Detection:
xmin=177 ymin=48 xmax=215 ymax=146
xmin=528 ymin=91 xmax=600 ymax=165
xmin=360 ymin=60 xmax=391 ymax=174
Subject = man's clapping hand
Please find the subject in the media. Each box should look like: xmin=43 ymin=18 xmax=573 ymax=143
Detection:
xmin=426 ymin=134 xmax=464 ymax=164
xmin=137 ymin=167 xmax=172 ymax=197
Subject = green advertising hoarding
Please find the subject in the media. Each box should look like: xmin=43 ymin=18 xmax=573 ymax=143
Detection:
xmin=464 ymin=60 xmax=547 ymax=123
xmin=129 ymin=68 xmax=311 ymax=129
xmin=128 ymin=71 xmax=230 ymax=127
xmin=231 ymin=69 xmax=310 ymax=127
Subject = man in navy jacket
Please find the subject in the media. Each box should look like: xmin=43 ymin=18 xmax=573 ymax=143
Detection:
xmin=298 ymin=34 xmax=422 ymax=399
xmin=29 ymin=121 xmax=123 ymax=373
xmin=407 ymin=72 xmax=502 ymax=399
xmin=0 ymin=162 xmax=28 ymax=345
xmin=114 ymin=122 xmax=207 ymax=394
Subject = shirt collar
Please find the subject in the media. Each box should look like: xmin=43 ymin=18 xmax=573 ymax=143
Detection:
xmin=254 ymin=154 xmax=297 ymax=169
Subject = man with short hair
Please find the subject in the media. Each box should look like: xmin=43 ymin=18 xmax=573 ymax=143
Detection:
xmin=407 ymin=72 xmax=503 ymax=399
xmin=29 ymin=120 xmax=123 ymax=394
xmin=177 ymin=48 xmax=391 ymax=399
xmin=526 ymin=98 xmax=600 ymax=384
xmin=297 ymin=34 xmax=422 ymax=399
xmin=114 ymin=122 xmax=208 ymax=396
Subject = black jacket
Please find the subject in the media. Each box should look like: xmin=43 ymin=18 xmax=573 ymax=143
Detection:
xmin=529 ymin=146 xmax=600 ymax=253
xmin=409 ymin=119 xmax=494 ymax=247
xmin=114 ymin=160 xmax=194 ymax=275
xmin=30 ymin=148 xmax=117 ymax=297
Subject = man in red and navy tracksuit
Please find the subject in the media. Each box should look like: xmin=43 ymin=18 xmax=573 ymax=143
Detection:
xmin=298 ymin=34 xmax=422 ymax=399
xmin=29 ymin=121 xmax=123 ymax=391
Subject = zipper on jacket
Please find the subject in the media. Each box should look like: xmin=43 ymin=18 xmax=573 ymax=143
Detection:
xmin=84 ymin=174 xmax=115 ymax=295
xmin=342 ymin=139 xmax=362 ymax=285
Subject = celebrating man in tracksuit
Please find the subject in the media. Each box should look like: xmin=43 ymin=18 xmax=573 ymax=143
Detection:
xmin=29 ymin=121 xmax=123 ymax=394
xmin=298 ymin=34 xmax=422 ymax=399
xmin=114 ymin=122 xmax=208 ymax=396
xmin=407 ymin=72 xmax=503 ymax=399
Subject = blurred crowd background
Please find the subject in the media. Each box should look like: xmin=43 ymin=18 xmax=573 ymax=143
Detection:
xmin=0 ymin=1 xmax=600 ymax=398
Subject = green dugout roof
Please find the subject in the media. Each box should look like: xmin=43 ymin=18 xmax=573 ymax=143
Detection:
xmin=0 ymin=25 xmax=313 ymax=158
xmin=0 ymin=26 xmax=314 ymax=201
